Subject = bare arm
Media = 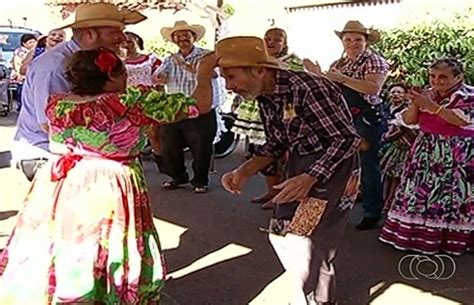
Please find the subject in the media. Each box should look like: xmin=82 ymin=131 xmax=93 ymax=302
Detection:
xmin=19 ymin=50 xmax=34 ymax=75
xmin=402 ymin=103 xmax=420 ymax=125
xmin=340 ymin=73 xmax=387 ymax=95
xmin=238 ymin=155 xmax=275 ymax=177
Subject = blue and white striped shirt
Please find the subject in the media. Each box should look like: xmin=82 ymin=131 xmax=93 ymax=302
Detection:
xmin=153 ymin=46 xmax=223 ymax=108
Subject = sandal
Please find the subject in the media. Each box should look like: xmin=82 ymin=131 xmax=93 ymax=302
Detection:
xmin=161 ymin=179 xmax=187 ymax=190
xmin=192 ymin=185 xmax=208 ymax=194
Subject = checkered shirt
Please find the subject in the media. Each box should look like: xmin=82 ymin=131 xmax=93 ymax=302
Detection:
xmin=330 ymin=50 xmax=389 ymax=105
xmin=254 ymin=70 xmax=361 ymax=183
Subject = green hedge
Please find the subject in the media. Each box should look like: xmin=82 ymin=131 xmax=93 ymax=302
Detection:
xmin=373 ymin=11 xmax=473 ymax=86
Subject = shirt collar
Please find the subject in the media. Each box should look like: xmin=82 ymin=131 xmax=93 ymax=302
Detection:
xmin=68 ymin=39 xmax=82 ymax=52
xmin=177 ymin=46 xmax=202 ymax=59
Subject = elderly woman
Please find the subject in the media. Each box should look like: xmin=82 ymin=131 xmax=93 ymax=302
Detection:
xmin=379 ymin=83 xmax=417 ymax=214
xmin=232 ymin=27 xmax=304 ymax=207
xmin=20 ymin=29 xmax=66 ymax=75
xmin=304 ymin=20 xmax=389 ymax=230
xmin=379 ymin=58 xmax=474 ymax=256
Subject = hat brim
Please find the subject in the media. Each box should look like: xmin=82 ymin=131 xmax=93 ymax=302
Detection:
xmin=335 ymin=29 xmax=380 ymax=44
xmin=57 ymin=10 xmax=146 ymax=30
xmin=161 ymin=25 xmax=205 ymax=43
xmin=217 ymin=57 xmax=282 ymax=70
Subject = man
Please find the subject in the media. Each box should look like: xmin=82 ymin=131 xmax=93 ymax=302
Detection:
xmin=154 ymin=20 xmax=222 ymax=194
xmin=12 ymin=3 xmax=146 ymax=181
xmin=219 ymin=37 xmax=360 ymax=305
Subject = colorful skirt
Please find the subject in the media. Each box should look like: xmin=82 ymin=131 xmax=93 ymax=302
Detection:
xmin=232 ymin=99 xmax=266 ymax=145
xmin=0 ymin=158 xmax=165 ymax=304
xmin=379 ymin=140 xmax=410 ymax=178
xmin=379 ymin=132 xmax=474 ymax=255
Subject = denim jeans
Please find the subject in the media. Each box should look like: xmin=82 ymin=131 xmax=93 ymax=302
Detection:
xmin=354 ymin=117 xmax=385 ymax=218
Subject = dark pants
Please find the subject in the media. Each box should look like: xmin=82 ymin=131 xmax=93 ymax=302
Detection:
xmin=160 ymin=110 xmax=217 ymax=187
xmin=15 ymin=83 xmax=23 ymax=112
xmin=269 ymin=153 xmax=358 ymax=303
xmin=355 ymin=117 xmax=385 ymax=218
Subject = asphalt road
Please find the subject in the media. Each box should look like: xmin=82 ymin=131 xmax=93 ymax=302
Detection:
xmin=1 ymin=113 xmax=473 ymax=305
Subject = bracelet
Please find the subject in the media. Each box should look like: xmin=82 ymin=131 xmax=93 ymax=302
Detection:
xmin=434 ymin=105 xmax=443 ymax=115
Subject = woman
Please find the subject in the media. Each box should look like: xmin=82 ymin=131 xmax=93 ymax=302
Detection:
xmin=122 ymin=32 xmax=164 ymax=168
xmin=379 ymin=58 xmax=474 ymax=256
xmin=304 ymin=20 xmax=389 ymax=230
xmin=232 ymin=27 xmax=304 ymax=208
xmin=0 ymin=48 xmax=215 ymax=303
xmin=122 ymin=31 xmax=162 ymax=87
xmin=20 ymin=29 xmax=66 ymax=75
xmin=379 ymin=83 xmax=417 ymax=214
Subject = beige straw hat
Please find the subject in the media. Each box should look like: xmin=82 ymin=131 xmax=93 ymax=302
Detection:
xmin=160 ymin=21 xmax=206 ymax=42
xmin=335 ymin=20 xmax=380 ymax=44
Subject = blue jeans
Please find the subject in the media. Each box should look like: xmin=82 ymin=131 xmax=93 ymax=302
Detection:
xmin=355 ymin=118 xmax=385 ymax=218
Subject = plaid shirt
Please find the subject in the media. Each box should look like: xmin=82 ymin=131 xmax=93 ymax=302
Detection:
xmin=330 ymin=50 xmax=389 ymax=105
xmin=153 ymin=46 xmax=223 ymax=108
xmin=254 ymin=70 xmax=360 ymax=183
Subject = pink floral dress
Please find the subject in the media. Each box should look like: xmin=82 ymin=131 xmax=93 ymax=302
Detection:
xmin=0 ymin=87 xmax=198 ymax=304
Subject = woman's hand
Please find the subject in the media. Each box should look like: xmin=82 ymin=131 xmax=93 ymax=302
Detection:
xmin=325 ymin=68 xmax=346 ymax=83
xmin=303 ymin=58 xmax=322 ymax=75
xmin=407 ymin=89 xmax=437 ymax=113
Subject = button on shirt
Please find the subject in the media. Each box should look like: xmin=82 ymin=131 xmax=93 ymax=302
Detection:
xmin=153 ymin=46 xmax=222 ymax=108
xmin=254 ymin=70 xmax=361 ymax=183
xmin=13 ymin=40 xmax=80 ymax=161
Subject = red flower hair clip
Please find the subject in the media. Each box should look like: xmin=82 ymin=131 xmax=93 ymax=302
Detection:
xmin=94 ymin=49 xmax=118 ymax=73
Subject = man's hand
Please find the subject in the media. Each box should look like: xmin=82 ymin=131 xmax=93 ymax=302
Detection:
xmin=272 ymin=173 xmax=317 ymax=204
xmin=221 ymin=168 xmax=251 ymax=195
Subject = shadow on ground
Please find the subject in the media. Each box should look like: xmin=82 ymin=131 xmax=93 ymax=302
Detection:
xmin=143 ymin=152 xmax=474 ymax=305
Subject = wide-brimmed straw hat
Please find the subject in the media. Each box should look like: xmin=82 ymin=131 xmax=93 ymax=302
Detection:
xmin=161 ymin=21 xmax=206 ymax=42
xmin=58 ymin=3 xmax=146 ymax=30
xmin=215 ymin=36 xmax=281 ymax=69
xmin=335 ymin=20 xmax=380 ymax=44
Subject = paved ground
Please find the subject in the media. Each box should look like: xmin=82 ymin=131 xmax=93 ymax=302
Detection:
xmin=1 ymin=112 xmax=473 ymax=305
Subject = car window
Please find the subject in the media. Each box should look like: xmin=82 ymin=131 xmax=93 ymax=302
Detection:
xmin=0 ymin=32 xmax=24 ymax=52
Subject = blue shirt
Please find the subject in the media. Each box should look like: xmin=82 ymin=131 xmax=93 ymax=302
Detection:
xmin=154 ymin=46 xmax=223 ymax=108
xmin=13 ymin=40 xmax=80 ymax=159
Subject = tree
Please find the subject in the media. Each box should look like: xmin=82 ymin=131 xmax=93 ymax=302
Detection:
xmin=373 ymin=8 xmax=473 ymax=86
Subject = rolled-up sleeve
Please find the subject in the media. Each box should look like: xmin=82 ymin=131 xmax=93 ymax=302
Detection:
xmin=34 ymin=69 xmax=70 ymax=125
xmin=302 ymin=85 xmax=360 ymax=182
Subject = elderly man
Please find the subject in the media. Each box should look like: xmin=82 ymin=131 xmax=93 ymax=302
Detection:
xmin=220 ymin=37 xmax=360 ymax=305
xmin=12 ymin=3 xmax=145 ymax=181
xmin=153 ymin=20 xmax=222 ymax=194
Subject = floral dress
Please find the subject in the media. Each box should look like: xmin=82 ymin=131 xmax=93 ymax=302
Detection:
xmin=379 ymin=102 xmax=417 ymax=178
xmin=379 ymin=84 xmax=474 ymax=256
xmin=232 ymin=53 xmax=304 ymax=144
xmin=0 ymin=87 xmax=198 ymax=304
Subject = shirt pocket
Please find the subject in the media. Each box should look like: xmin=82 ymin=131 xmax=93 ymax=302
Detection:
xmin=283 ymin=116 xmax=320 ymax=156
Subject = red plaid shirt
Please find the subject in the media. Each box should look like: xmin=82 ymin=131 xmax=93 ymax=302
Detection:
xmin=330 ymin=50 xmax=389 ymax=105
xmin=254 ymin=70 xmax=360 ymax=183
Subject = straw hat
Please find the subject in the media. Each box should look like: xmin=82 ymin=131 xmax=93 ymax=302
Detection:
xmin=58 ymin=3 xmax=146 ymax=30
xmin=215 ymin=36 xmax=281 ymax=69
xmin=335 ymin=20 xmax=380 ymax=44
xmin=161 ymin=21 xmax=206 ymax=42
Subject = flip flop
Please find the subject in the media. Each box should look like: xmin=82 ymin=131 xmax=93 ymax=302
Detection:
xmin=161 ymin=179 xmax=187 ymax=190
